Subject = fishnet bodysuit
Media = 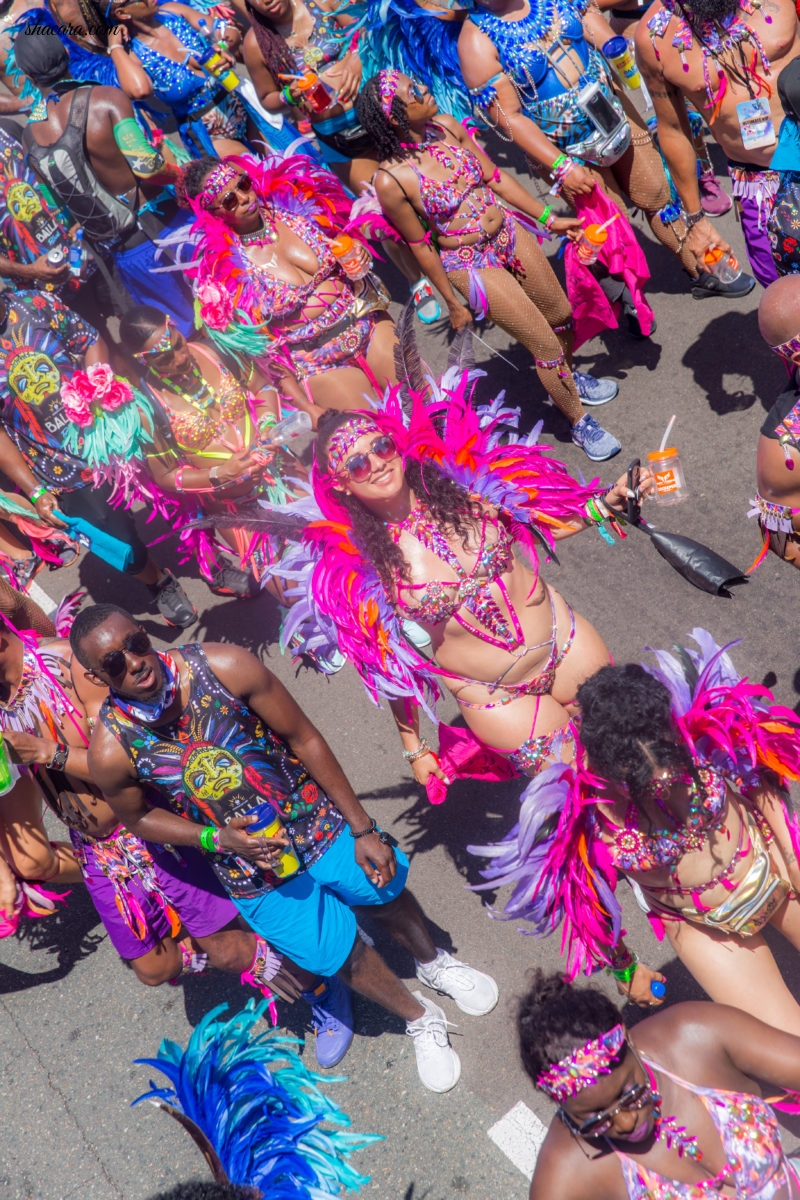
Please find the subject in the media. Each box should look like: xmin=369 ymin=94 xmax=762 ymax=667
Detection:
xmin=446 ymin=221 xmax=583 ymax=423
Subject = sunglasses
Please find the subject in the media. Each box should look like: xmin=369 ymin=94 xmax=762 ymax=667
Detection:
xmin=216 ymin=174 xmax=254 ymax=213
xmin=339 ymin=434 xmax=398 ymax=483
xmin=135 ymin=318 xmax=176 ymax=361
xmin=407 ymin=81 xmax=426 ymax=102
xmin=563 ymin=1081 xmax=651 ymax=1140
xmin=99 ymin=630 xmax=153 ymax=678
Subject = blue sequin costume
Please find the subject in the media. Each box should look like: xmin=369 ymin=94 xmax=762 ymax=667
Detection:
xmin=467 ymin=0 xmax=614 ymax=150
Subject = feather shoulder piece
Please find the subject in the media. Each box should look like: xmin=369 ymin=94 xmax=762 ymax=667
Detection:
xmin=133 ymin=999 xmax=381 ymax=1196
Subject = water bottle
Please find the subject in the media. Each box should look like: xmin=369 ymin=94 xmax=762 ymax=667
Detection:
xmin=330 ymin=234 xmax=371 ymax=279
xmin=602 ymin=37 xmax=642 ymax=89
xmin=68 ymin=229 xmax=84 ymax=279
xmin=0 ymin=733 xmax=20 ymax=796
xmin=576 ymin=223 xmax=608 ymax=266
xmin=199 ymin=47 xmax=240 ymax=92
xmin=246 ymin=803 xmax=301 ymax=878
xmin=702 ymin=246 xmax=742 ymax=284
xmin=264 ymin=410 xmax=312 ymax=447
xmin=645 ymin=447 xmax=688 ymax=505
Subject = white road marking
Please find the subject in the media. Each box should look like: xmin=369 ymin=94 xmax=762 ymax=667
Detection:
xmin=28 ymin=580 xmax=57 ymax=616
xmin=488 ymin=1100 xmax=547 ymax=1182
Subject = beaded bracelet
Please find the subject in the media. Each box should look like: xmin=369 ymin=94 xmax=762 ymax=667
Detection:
xmin=29 ymin=485 xmax=49 ymax=504
xmin=47 ymin=741 xmax=69 ymax=771
xmin=350 ymin=818 xmax=377 ymax=839
xmin=403 ymin=739 xmax=431 ymax=763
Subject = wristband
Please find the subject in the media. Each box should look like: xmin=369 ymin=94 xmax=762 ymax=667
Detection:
xmin=538 ymin=204 xmax=552 ymax=227
xmin=46 ymin=741 xmax=69 ymax=771
xmin=29 ymin=485 xmax=49 ymax=504
xmin=350 ymin=818 xmax=377 ymax=839
xmin=611 ymin=962 xmax=637 ymax=983
xmin=282 ymin=85 xmax=299 ymax=107
xmin=551 ymin=153 xmax=568 ymax=170
xmin=199 ymin=825 xmax=221 ymax=852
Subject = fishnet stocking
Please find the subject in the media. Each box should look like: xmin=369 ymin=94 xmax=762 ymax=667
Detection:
xmin=446 ymin=223 xmax=583 ymax=424
xmin=0 ymin=578 xmax=55 ymax=637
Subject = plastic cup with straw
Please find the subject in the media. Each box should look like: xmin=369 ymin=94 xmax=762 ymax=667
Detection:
xmin=646 ymin=414 xmax=688 ymax=504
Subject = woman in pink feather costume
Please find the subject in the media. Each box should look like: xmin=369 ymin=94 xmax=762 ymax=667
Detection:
xmin=308 ymin=388 xmax=652 ymax=797
xmin=181 ymin=154 xmax=400 ymax=413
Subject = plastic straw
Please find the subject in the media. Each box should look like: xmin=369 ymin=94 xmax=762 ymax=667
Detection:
xmin=659 ymin=414 xmax=676 ymax=452
xmin=597 ymin=212 xmax=620 ymax=234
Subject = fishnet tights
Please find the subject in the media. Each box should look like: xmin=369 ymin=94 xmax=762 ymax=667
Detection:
xmin=0 ymin=578 xmax=55 ymax=637
xmin=446 ymin=222 xmax=584 ymax=424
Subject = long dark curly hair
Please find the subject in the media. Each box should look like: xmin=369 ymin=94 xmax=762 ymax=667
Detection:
xmin=518 ymin=969 xmax=623 ymax=1089
xmin=576 ymin=664 xmax=692 ymax=800
xmin=245 ymin=1 xmax=297 ymax=86
xmin=356 ymin=75 xmax=413 ymax=161
xmin=316 ymin=410 xmax=481 ymax=592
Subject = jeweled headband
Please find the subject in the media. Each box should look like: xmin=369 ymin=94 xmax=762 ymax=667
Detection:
xmin=379 ymin=69 xmax=402 ymax=119
xmin=536 ymin=1024 xmax=627 ymax=1102
xmin=327 ymin=417 xmax=381 ymax=475
xmin=197 ymin=161 xmax=240 ymax=211
xmin=770 ymin=332 xmax=800 ymax=362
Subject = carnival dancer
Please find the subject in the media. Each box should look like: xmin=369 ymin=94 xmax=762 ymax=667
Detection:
xmin=296 ymin=388 xmax=649 ymax=803
xmin=0 ymin=288 xmax=197 ymax=629
xmin=520 ymin=970 xmax=800 ymax=1200
xmin=471 ymin=636 xmax=800 ymax=1035
xmin=0 ymin=617 xmax=350 ymax=1061
xmin=75 ymin=604 xmax=499 ymax=1093
xmin=119 ymin=303 xmax=310 ymax=600
xmin=242 ymin=0 xmax=443 ymax=323
xmin=634 ymin=0 xmax=800 ymax=286
xmin=751 ymin=274 xmax=800 ymax=569
xmin=358 ymin=70 xmax=624 ymax=462
xmin=178 ymin=154 xmax=400 ymax=412
xmin=457 ymin=0 xmax=755 ymax=305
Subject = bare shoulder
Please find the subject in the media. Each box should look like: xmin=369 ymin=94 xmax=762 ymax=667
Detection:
xmin=434 ymin=111 xmax=464 ymax=139
xmin=532 ymin=1120 xmax=620 ymax=1200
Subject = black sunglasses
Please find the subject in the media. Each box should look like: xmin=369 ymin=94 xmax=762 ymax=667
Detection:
xmin=99 ymin=630 xmax=153 ymax=678
xmin=340 ymin=434 xmax=398 ymax=483
xmin=562 ymin=1080 xmax=651 ymax=1140
xmin=216 ymin=174 xmax=254 ymax=213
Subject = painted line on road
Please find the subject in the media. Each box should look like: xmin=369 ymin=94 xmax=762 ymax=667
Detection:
xmin=487 ymin=1100 xmax=547 ymax=1181
xmin=29 ymin=579 xmax=57 ymax=616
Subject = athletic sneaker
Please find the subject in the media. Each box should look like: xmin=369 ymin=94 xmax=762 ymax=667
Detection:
xmin=571 ymin=414 xmax=621 ymax=462
xmin=150 ymin=569 xmax=197 ymax=629
xmin=411 ymin=277 xmax=441 ymax=325
xmin=698 ymin=168 xmax=733 ymax=217
xmin=691 ymin=269 xmax=755 ymax=300
xmin=416 ymin=949 xmax=499 ymax=1016
xmin=301 ymin=976 xmax=354 ymax=1069
xmin=573 ymin=371 xmax=619 ymax=406
xmin=406 ymin=992 xmax=461 ymax=1093
xmin=402 ymin=618 xmax=432 ymax=649
xmin=208 ymin=565 xmax=260 ymax=599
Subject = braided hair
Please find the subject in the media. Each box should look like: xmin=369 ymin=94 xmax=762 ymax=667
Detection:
xmin=576 ymin=664 xmax=692 ymax=801
xmin=356 ymin=74 xmax=413 ymax=161
xmin=518 ymin=970 xmax=621 ymax=1088
xmin=316 ymin=409 xmax=482 ymax=593
xmin=245 ymin=1 xmax=297 ymax=86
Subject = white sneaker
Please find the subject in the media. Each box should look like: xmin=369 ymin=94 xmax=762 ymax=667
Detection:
xmin=406 ymin=992 xmax=461 ymax=1093
xmin=415 ymin=949 xmax=499 ymax=1016
xmin=401 ymin=618 xmax=432 ymax=649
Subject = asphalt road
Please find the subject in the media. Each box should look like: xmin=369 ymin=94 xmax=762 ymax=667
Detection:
xmin=3 ymin=144 xmax=800 ymax=1200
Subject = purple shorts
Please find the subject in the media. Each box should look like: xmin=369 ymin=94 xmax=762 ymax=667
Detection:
xmin=727 ymin=160 xmax=780 ymax=288
xmin=71 ymin=827 xmax=238 ymax=961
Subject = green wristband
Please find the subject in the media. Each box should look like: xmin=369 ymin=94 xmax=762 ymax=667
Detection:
xmin=282 ymin=85 xmax=299 ymax=107
xmin=29 ymin=485 xmax=49 ymax=504
xmin=199 ymin=825 xmax=217 ymax=853
xmin=551 ymin=153 xmax=567 ymax=170
xmin=539 ymin=204 xmax=552 ymax=226
xmin=611 ymin=963 xmax=637 ymax=983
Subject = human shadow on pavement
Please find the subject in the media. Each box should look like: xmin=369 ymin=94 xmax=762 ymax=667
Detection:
xmin=1 ymin=885 xmax=104 ymax=991
xmin=682 ymin=310 xmax=784 ymax=415
xmin=195 ymin=589 xmax=283 ymax=657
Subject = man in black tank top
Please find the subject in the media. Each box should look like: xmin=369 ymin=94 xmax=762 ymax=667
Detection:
xmin=73 ymin=604 xmax=499 ymax=1094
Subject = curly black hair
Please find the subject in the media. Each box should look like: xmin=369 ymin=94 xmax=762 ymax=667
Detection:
xmin=182 ymin=156 xmax=226 ymax=202
xmin=316 ymin=409 xmax=481 ymax=592
xmin=576 ymin=664 xmax=691 ymax=799
xmin=245 ymin=0 xmax=296 ymax=86
xmin=356 ymin=75 xmax=413 ymax=161
xmin=518 ymin=969 xmax=622 ymax=1088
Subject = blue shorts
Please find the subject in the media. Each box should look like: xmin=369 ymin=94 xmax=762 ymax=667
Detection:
xmin=233 ymin=828 xmax=409 ymax=977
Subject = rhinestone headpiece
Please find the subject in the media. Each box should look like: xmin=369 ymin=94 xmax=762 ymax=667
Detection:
xmin=770 ymin=332 xmax=800 ymax=363
xmin=378 ymin=69 xmax=402 ymax=119
xmin=536 ymin=1024 xmax=626 ymax=1102
xmin=197 ymin=162 xmax=240 ymax=211
xmin=326 ymin=417 xmax=381 ymax=475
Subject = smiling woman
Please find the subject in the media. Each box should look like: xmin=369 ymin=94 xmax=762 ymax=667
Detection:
xmin=520 ymin=970 xmax=800 ymax=1200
